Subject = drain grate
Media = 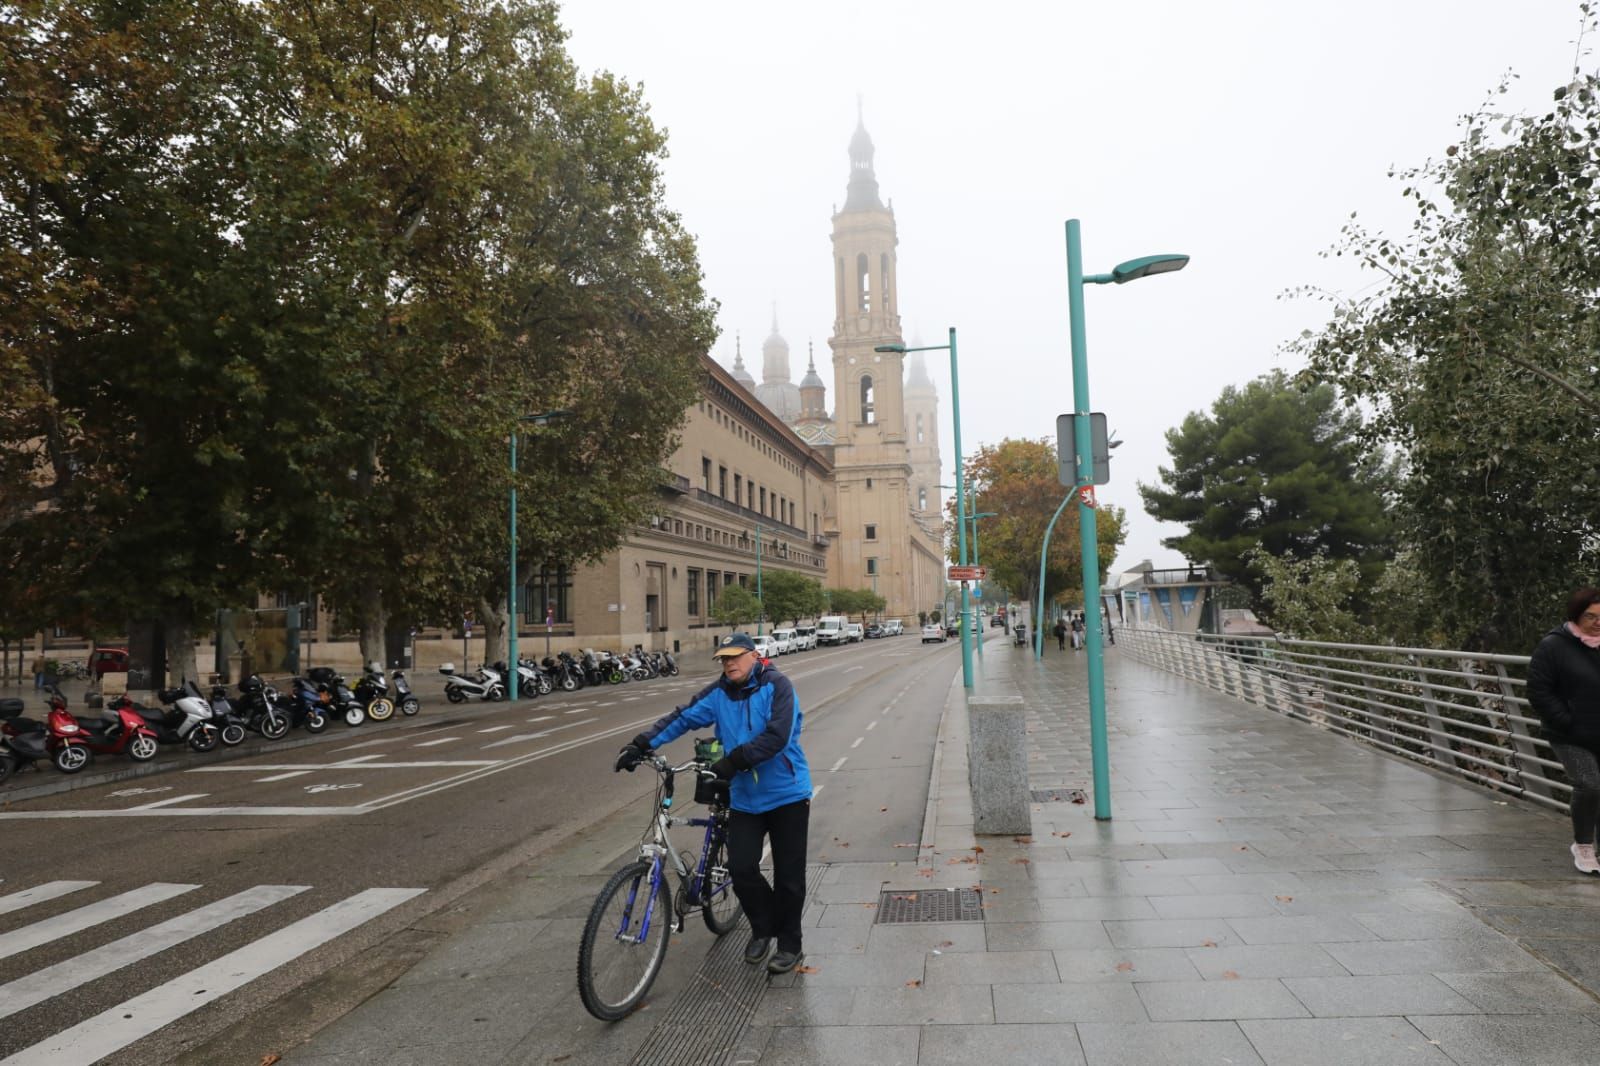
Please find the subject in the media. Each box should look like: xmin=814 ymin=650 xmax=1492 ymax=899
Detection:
xmin=1030 ymin=788 xmax=1088 ymax=804
xmin=874 ymin=887 xmax=983 ymax=924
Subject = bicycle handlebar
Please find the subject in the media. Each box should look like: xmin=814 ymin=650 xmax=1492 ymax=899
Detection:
xmin=648 ymin=754 xmax=717 ymax=779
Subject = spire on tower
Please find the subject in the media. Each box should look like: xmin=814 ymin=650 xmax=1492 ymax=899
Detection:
xmin=843 ymin=102 xmax=884 ymax=213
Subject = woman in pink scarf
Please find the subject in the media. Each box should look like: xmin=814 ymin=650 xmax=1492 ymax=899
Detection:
xmin=1527 ymin=587 xmax=1600 ymax=874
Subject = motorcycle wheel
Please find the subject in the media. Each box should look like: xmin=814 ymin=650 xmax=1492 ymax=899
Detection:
xmin=343 ymin=705 xmax=366 ymax=727
xmin=668 ymin=665 xmax=680 ymax=676
xmin=445 ymin=687 xmax=467 ymax=704
xmin=54 ymin=744 xmax=90 ymax=773
xmin=220 ymin=723 xmax=247 ymax=746
xmin=127 ymin=734 xmax=159 ymax=762
xmin=305 ymin=711 xmax=329 ymax=734
xmin=560 ymin=676 xmax=577 ymax=691
xmin=607 ymin=671 xmax=624 ymax=685
xmin=367 ymin=697 xmax=395 ymax=721
xmin=260 ymin=713 xmax=290 ymax=740
xmin=400 ymin=697 xmax=420 ymax=717
xmin=188 ymin=726 xmax=220 ymax=753
xmin=537 ymin=675 xmax=553 ymax=695
xmin=488 ymin=684 xmax=506 ymax=702
xmin=0 ymin=755 xmax=13 ymax=784
xmin=632 ymin=669 xmax=650 ymax=682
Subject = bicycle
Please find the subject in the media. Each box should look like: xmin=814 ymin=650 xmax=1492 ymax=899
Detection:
xmin=577 ymin=738 xmax=742 ymax=1021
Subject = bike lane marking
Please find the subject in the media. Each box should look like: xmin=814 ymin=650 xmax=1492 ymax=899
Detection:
xmin=480 ymin=717 xmax=598 ymax=750
xmin=829 ymin=757 xmax=848 ymax=773
xmin=2 ymin=887 xmax=426 ymax=1066
xmin=477 ymin=725 xmax=514 ymax=733
xmin=0 ymin=884 xmax=200 ymax=961
xmin=255 ymin=771 xmax=312 ymax=783
xmin=128 ymin=794 xmax=207 ymax=810
xmin=0 ymin=884 xmax=310 ymax=1021
xmin=412 ymin=737 xmax=460 ymax=748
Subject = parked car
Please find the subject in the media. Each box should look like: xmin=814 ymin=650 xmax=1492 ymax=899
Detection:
xmin=843 ymin=622 xmax=864 ymax=643
xmin=816 ymin=616 xmax=847 ymax=645
xmin=865 ymin=623 xmax=884 ymax=639
xmin=945 ymin=620 xmax=960 ymax=637
xmin=792 ymin=625 xmax=818 ymax=651
xmin=769 ymin=628 xmax=796 ymax=654
xmin=921 ymin=623 xmax=947 ymax=644
xmin=882 ymin=620 xmax=904 ymax=636
xmin=990 ymin=614 xmax=1006 ymax=628
xmin=750 ymin=634 xmax=779 ymax=659
xmin=89 ymin=646 xmax=129 ymax=679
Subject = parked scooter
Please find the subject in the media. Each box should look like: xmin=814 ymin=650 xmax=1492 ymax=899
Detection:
xmin=115 ymin=681 xmax=222 ymax=753
xmin=207 ymin=685 xmax=249 ymax=746
xmin=438 ymin=663 xmax=505 ymax=703
xmin=308 ymin=667 xmax=366 ymax=726
xmin=286 ymin=677 xmax=333 ymax=733
xmin=65 ymin=695 xmax=160 ymax=763
xmin=0 ymin=693 xmax=93 ymax=776
xmin=493 ymin=660 xmax=547 ymax=699
xmin=547 ymin=654 xmax=583 ymax=691
xmin=390 ymin=668 xmax=420 ymax=716
xmin=353 ymin=663 xmax=395 ymax=721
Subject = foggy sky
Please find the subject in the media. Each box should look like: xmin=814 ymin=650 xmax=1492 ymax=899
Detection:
xmin=561 ymin=0 xmax=1587 ymax=573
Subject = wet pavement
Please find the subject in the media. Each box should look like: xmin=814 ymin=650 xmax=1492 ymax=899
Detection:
xmin=281 ymin=636 xmax=1600 ymax=1066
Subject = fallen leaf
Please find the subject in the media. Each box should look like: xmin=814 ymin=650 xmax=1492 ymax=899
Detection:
xmin=1200 ymin=939 xmax=1218 ymax=948
xmin=795 ymin=965 xmax=820 ymax=974
xmin=880 ymin=806 xmax=889 ymax=812
xmin=973 ymin=845 xmax=985 ymax=853
xmin=1053 ymin=831 xmax=1072 ymax=838
xmin=1010 ymin=857 xmax=1031 ymax=865
xmin=1013 ymin=836 xmax=1033 ymax=844
xmin=1114 ymin=961 xmax=1134 ymax=972
xmin=1235 ymin=845 xmax=1249 ymax=851
xmin=1070 ymin=794 xmax=1087 ymax=804
xmin=1221 ymin=970 xmax=1240 ymax=980
xmin=893 ymin=842 xmax=918 ymax=848
xmin=905 ymin=979 xmax=922 ymax=988
xmin=259 ymin=1057 xmax=283 ymax=1066
xmin=1275 ymin=895 xmax=1293 ymax=903
xmin=892 ymin=894 xmax=919 ymax=902
xmin=936 ymin=940 xmax=954 ymax=948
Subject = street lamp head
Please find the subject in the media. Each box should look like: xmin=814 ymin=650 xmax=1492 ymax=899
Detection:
xmin=1109 ymin=254 xmax=1189 ymax=284
xmin=971 ymin=511 xmax=998 ymax=519
xmin=873 ymin=343 xmax=907 ymax=353
xmin=521 ymin=409 xmax=573 ymax=425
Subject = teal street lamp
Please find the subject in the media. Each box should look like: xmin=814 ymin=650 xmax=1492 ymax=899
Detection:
xmin=755 ymin=523 xmax=764 ymax=636
xmin=1066 ymin=219 xmax=1187 ymax=819
xmin=1034 ymin=492 xmax=1074 ymax=661
xmin=509 ymin=409 xmax=572 ymax=701
xmin=879 ymin=328 xmax=972 ymax=688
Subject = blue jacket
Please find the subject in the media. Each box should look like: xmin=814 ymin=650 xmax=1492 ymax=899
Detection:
xmin=641 ymin=661 xmax=812 ymax=814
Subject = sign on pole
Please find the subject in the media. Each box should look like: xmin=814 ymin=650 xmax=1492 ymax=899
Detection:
xmin=1057 ymin=412 xmax=1110 ymax=486
xmin=948 ymin=565 xmax=987 ymax=581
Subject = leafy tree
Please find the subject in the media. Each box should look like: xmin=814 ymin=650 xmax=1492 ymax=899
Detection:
xmin=759 ymin=569 xmax=826 ymax=626
xmin=709 ymin=583 xmax=761 ymax=631
xmin=950 ymin=439 xmax=1126 ymax=612
xmin=1247 ymin=547 xmax=1372 ymax=643
xmin=1292 ymin=44 xmax=1600 ymax=652
xmin=1139 ymin=371 xmax=1395 ymax=609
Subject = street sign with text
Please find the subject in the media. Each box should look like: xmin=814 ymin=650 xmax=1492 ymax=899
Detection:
xmin=948 ymin=566 xmax=987 ymax=581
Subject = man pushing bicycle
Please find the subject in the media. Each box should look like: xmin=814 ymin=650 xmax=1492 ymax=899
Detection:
xmin=614 ymin=632 xmax=812 ymax=975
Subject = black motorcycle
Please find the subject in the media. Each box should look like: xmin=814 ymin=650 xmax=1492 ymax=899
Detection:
xmin=286 ymin=677 xmax=333 ymax=733
xmin=353 ymin=664 xmax=396 ymax=721
xmin=236 ymin=675 xmax=293 ymax=740
xmin=207 ymin=686 xmax=249 ymax=746
xmin=308 ymin=667 xmax=365 ymax=727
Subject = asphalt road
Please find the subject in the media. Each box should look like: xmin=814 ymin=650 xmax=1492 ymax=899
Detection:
xmin=0 ymin=632 xmax=968 ymax=1065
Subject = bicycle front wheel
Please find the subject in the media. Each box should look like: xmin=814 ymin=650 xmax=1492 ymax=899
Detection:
xmin=701 ymin=836 xmax=742 ymax=936
xmin=577 ymin=859 xmax=671 ymax=1021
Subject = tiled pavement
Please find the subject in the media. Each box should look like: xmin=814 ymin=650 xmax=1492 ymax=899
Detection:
xmin=747 ymin=643 xmax=1600 ymax=1066
xmin=283 ymin=639 xmax=1600 ymax=1065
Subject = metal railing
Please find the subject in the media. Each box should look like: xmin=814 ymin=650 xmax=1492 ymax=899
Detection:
xmin=1119 ymin=625 xmax=1570 ymax=813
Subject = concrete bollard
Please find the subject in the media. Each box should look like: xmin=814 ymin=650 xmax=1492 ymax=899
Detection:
xmin=967 ymin=696 xmax=1031 ymax=835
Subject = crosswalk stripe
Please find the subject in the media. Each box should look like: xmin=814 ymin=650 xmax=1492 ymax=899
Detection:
xmin=1 ymin=887 xmax=426 ymax=1066
xmin=0 ymin=884 xmax=310 ymax=1021
xmin=0 ymin=882 xmax=98 ymax=917
xmin=0 ymin=884 xmax=200 ymax=962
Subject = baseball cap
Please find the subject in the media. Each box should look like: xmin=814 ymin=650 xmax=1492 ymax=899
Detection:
xmin=713 ymin=633 xmax=757 ymax=657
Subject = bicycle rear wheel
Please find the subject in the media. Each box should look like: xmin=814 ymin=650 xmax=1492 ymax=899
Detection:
xmin=700 ymin=836 xmax=742 ymax=936
xmin=577 ymin=859 xmax=671 ymax=1021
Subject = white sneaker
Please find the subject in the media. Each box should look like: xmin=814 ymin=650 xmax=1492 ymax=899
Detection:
xmin=1572 ymin=843 xmax=1600 ymax=875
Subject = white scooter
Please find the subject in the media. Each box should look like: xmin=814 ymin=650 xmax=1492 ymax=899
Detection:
xmin=438 ymin=663 xmax=505 ymax=703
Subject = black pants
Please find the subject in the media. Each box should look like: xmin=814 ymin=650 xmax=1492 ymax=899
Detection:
xmin=1056 ymin=632 xmax=1066 ymax=650
xmin=726 ymin=798 xmax=810 ymax=953
xmin=1551 ymin=740 xmax=1600 ymax=844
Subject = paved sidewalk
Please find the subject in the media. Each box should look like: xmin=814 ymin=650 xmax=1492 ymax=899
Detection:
xmin=285 ymin=642 xmax=1600 ymax=1065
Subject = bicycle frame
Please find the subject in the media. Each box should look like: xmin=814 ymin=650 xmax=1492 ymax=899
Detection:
xmin=611 ymin=756 xmax=732 ymax=944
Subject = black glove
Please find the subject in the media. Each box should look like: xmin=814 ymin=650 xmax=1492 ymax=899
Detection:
xmin=709 ymin=756 xmax=737 ymax=780
xmin=615 ymin=740 xmax=650 ymax=773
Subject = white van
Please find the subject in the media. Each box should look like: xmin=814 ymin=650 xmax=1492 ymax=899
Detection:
xmin=792 ymin=625 xmax=818 ymax=651
xmin=769 ymin=628 xmax=796 ymax=654
xmin=816 ymin=615 xmax=847 ymax=645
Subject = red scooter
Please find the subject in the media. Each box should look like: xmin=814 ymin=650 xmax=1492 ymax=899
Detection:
xmin=0 ymin=688 xmax=93 ymax=776
xmin=63 ymin=695 xmax=160 ymax=763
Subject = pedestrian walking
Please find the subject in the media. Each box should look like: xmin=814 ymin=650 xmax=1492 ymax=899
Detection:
xmin=1527 ymin=587 xmax=1600 ymax=875
xmin=1053 ymin=619 xmax=1067 ymax=651
xmin=29 ymin=653 xmax=45 ymax=690
xmin=1105 ymin=612 xmax=1116 ymax=646
xmin=1071 ymin=613 xmax=1085 ymax=651
xmin=613 ymin=632 xmax=813 ymax=973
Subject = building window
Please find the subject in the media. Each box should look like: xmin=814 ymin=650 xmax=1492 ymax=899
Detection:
xmin=866 ymin=478 xmax=873 ymax=490
xmin=748 ymin=482 xmax=756 ymax=510
xmin=687 ymin=569 xmax=700 ymax=616
xmin=918 ymin=487 xmax=927 ymax=511
xmin=856 ymin=252 xmax=871 ymax=312
xmin=734 ymin=473 xmax=742 ymax=502
xmin=865 ymin=524 xmax=877 ymax=541
xmin=719 ymin=465 xmax=728 ymax=498
xmin=859 ymin=375 xmax=875 ymax=424
xmin=701 ymin=457 xmax=711 ymax=492
xmin=866 ymin=557 xmax=878 ymax=576
xmin=759 ymin=486 xmax=766 ymax=514
xmin=531 ymin=565 xmax=572 ymax=624
xmin=881 ymin=252 xmax=891 ymax=312
xmin=706 ymin=571 xmax=718 ymax=612
xmin=916 ymin=413 xmax=924 ymax=443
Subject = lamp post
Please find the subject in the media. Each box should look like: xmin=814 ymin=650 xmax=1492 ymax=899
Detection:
xmin=969 ymin=511 xmax=996 ymax=657
xmin=878 ymin=328 xmax=972 ymax=688
xmin=509 ymin=409 xmax=572 ymax=701
xmin=1065 ymin=219 xmax=1188 ymax=819
xmin=755 ymin=523 xmax=764 ymax=636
